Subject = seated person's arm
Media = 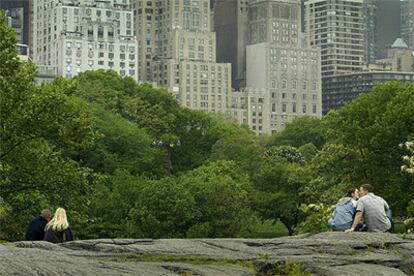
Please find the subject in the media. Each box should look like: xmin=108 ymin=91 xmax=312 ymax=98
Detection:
xmin=345 ymin=211 xmax=363 ymax=233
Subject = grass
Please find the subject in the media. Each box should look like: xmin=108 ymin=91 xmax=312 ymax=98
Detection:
xmin=117 ymin=254 xmax=256 ymax=274
xmin=117 ymin=254 xmax=312 ymax=275
xmin=274 ymin=262 xmax=312 ymax=276
xmin=394 ymin=222 xmax=406 ymax=234
xmin=250 ymin=220 xmax=289 ymax=239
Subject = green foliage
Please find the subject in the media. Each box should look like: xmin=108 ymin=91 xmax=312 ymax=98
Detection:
xmin=296 ymin=203 xmax=334 ymax=234
xmin=0 ymin=15 xmax=97 ymax=241
xmin=269 ymin=116 xmax=325 ymax=149
xmin=299 ymin=143 xmax=318 ymax=162
xmin=179 ymin=161 xmax=257 ymax=238
xmin=401 ymin=141 xmax=414 ymax=174
xmin=274 ymin=262 xmax=312 ymax=276
xmin=82 ymin=161 xmax=256 ymax=239
xmin=405 ymin=201 xmax=414 ymax=234
xmin=252 ymin=158 xmax=314 ymax=235
xmin=3 ymin=14 xmax=414 ymax=241
xmin=322 ymin=82 xmax=414 ymax=215
xmin=264 ymin=146 xmax=305 ymax=164
xmin=210 ymin=132 xmax=263 ymax=176
xmin=76 ymin=105 xmax=164 ymax=177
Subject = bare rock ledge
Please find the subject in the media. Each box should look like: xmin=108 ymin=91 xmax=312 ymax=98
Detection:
xmin=1 ymin=232 xmax=414 ymax=275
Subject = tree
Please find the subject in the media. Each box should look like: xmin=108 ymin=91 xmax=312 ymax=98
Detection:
xmin=322 ymin=82 xmax=414 ymax=215
xmin=401 ymin=141 xmax=414 ymax=174
xmin=0 ymin=14 xmax=96 ymax=240
xmin=74 ymin=105 xmax=165 ymax=177
xmin=252 ymin=158 xmax=314 ymax=235
xmin=179 ymin=161 xmax=256 ymax=238
xmin=210 ymin=132 xmax=264 ymax=176
xmin=264 ymin=146 xmax=305 ymax=164
xmin=269 ymin=116 xmax=326 ymax=149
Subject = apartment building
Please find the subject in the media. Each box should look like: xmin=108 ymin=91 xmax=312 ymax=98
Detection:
xmin=401 ymin=0 xmax=414 ymax=49
xmin=246 ymin=42 xmax=322 ymax=133
xmin=229 ymin=88 xmax=272 ymax=135
xmin=132 ymin=0 xmax=232 ymax=114
xmin=0 ymin=0 xmax=31 ymax=45
xmin=214 ymin=0 xmax=249 ymax=89
xmin=32 ymin=0 xmax=138 ymax=80
xmin=323 ymin=38 xmax=414 ymax=113
xmin=305 ymin=0 xmax=365 ymax=77
xmin=238 ymin=0 xmax=322 ymax=134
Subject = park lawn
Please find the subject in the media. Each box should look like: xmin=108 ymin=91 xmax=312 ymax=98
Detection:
xmin=250 ymin=219 xmax=289 ymax=238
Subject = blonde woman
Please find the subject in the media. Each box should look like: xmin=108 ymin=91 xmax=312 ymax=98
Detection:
xmin=44 ymin=208 xmax=74 ymax=243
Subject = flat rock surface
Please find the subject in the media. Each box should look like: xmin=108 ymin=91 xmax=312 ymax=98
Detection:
xmin=1 ymin=232 xmax=413 ymax=275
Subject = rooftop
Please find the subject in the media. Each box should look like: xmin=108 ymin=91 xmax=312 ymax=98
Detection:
xmin=391 ymin=38 xmax=409 ymax=49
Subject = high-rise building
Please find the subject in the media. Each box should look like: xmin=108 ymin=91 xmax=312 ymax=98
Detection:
xmin=305 ymin=0 xmax=365 ymax=77
xmin=32 ymin=0 xmax=138 ymax=80
xmin=229 ymin=88 xmax=272 ymax=135
xmin=373 ymin=0 xmax=401 ymax=59
xmin=0 ymin=0 xmax=31 ymax=45
xmin=231 ymin=0 xmax=322 ymax=134
xmin=214 ymin=0 xmax=249 ymax=89
xmin=401 ymin=0 xmax=414 ymax=49
xmin=363 ymin=0 xmax=376 ymax=64
xmin=245 ymin=42 xmax=322 ymax=132
xmin=132 ymin=0 xmax=232 ymax=114
xmin=323 ymin=38 xmax=414 ymax=114
xmin=322 ymin=71 xmax=414 ymax=113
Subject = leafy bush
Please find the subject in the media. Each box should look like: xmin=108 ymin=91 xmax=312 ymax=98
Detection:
xmin=296 ymin=203 xmax=334 ymax=234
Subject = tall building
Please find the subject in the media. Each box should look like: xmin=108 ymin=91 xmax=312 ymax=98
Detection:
xmin=132 ymin=0 xmax=232 ymax=114
xmin=214 ymin=0 xmax=249 ymax=89
xmin=305 ymin=0 xmax=365 ymax=77
xmin=323 ymin=71 xmax=414 ymax=113
xmin=323 ymin=38 xmax=414 ymax=113
xmin=32 ymin=0 xmax=138 ymax=80
xmin=229 ymin=88 xmax=272 ymax=135
xmin=363 ymin=0 xmax=376 ymax=64
xmin=401 ymin=0 xmax=414 ymax=49
xmin=228 ymin=0 xmax=322 ymax=134
xmin=0 ymin=0 xmax=31 ymax=45
xmin=373 ymin=0 xmax=401 ymax=59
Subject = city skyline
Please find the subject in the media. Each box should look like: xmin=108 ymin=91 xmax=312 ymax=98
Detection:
xmin=1 ymin=0 xmax=414 ymax=134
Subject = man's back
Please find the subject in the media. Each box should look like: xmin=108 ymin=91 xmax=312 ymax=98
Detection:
xmin=25 ymin=216 xmax=48 ymax=241
xmin=356 ymin=193 xmax=391 ymax=232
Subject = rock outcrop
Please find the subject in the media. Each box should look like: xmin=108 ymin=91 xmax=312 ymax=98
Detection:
xmin=1 ymin=232 xmax=414 ymax=275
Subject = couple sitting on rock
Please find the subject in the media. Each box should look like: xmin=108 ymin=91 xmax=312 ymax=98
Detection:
xmin=328 ymin=184 xmax=392 ymax=233
xmin=25 ymin=207 xmax=73 ymax=243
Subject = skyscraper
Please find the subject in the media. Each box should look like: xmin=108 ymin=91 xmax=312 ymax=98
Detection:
xmin=401 ymin=0 xmax=414 ymax=49
xmin=228 ymin=0 xmax=322 ymax=134
xmin=214 ymin=0 xmax=249 ymax=89
xmin=132 ymin=0 xmax=232 ymax=114
xmin=305 ymin=0 xmax=365 ymax=77
xmin=32 ymin=0 xmax=138 ymax=80
xmin=374 ymin=0 xmax=401 ymax=59
xmin=0 ymin=0 xmax=31 ymax=45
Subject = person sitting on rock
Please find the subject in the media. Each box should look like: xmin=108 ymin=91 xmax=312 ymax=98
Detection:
xmin=44 ymin=208 xmax=74 ymax=243
xmin=25 ymin=209 xmax=51 ymax=241
xmin=345 ymin=184 xmax=391 ymax=233
xmin=328 ymin=188 xmax=359 ymax=231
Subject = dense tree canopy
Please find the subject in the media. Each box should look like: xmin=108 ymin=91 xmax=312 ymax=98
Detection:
xmin=1 ymin=15 xmax=414 ymax=240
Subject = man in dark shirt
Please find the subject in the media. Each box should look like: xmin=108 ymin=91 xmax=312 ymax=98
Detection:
xmin=25 ymin=209 xmax=51 ymax=241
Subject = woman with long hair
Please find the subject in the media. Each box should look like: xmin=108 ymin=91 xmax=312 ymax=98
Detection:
xmin=44 ymin=208 xmax=73 ymax=243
